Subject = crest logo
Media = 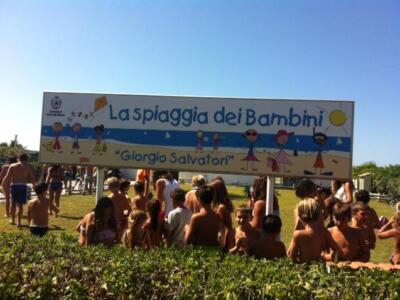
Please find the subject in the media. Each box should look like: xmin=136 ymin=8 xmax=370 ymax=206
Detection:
xmin=51 ymin=96 xmax=62 ymax=110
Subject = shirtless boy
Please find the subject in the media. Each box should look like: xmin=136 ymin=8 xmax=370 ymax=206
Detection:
xmin=355 ymin=190 xmax=381 ymax=233
xmin=247 ymin=215 xmax=286 ymax=259
xmin=351 ymin=202 xmax=375 ymax=255
xmin=288 ymin=198 xmax=336 ymax=263
xmin=234 ymin=205 xmax=260 ymax=243
xmin=27 ymin=182 xmax=59 ymax=237
xmin=185 ymin=185 xmax=221 ymax=248
xmin=0 ymin=156 xmax=17 ymax=217
xmin=107 ymin=177 xmax=132 ymax=240
xmin=132 ymin=181 xmax=147 ymax=211
xmin=184 ymin=175 xmax=205 ymax=214
xmin=378 ymin=213 xmax=400 ymax=265
xmin=2 ymin=154 xmax=35 ymax=226
xmin=329 ymin=202 xmax=369 ymax=262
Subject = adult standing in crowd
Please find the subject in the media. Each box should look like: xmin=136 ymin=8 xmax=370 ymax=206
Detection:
xmin=2 ymin=153 xmax=35 ymax=226
xmin=0 ymin=156 xmax=17 ymax=217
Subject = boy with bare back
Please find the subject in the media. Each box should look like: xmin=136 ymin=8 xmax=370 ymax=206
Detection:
xmin=246 ymin=215 xmax=286 ymax=259
xmin=107 ymin=177 xmax=132 ymax=240
xmin=2 ymin=154 xmax=35 ymax=226
xmin=27 ymin=182 xmax=59 ymax=236
xmin=294 ymin=179 xmax=327 ymax=230
xmin=378 ymin=213 xmax=400 ymax=265
xmin=329 ymin=202 xmax=369 ymax=262
xmin=185 ymin=185 xmax=221 ymax=248
xmin=184 ymin=175 xmax=205 ymax=214
xmin=132 ymin=181 xmax=147 ymax=211
xmin=288 ymin=198 xmax=336 ymax=263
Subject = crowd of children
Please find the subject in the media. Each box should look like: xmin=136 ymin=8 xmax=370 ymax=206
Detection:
xmin=74 ymin=172 xmax=400 ymax=265
xmin=1 ymin=158 xmax=400 ymax=265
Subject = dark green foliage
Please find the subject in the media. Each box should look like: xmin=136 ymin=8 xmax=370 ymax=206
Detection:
xmin=353 ymin=162 xmax=400 ymax=202
xmin=0 ymin=233 xmax=399 ymax=299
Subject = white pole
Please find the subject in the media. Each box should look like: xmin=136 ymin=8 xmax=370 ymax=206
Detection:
xmin=96 ymin=167 xmax=105 ymax=204
xmin=266 ymin=176 xmax=275 ymax=215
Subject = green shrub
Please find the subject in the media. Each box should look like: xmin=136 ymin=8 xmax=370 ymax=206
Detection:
xmin=0 ymin=233 xmax=399 ymax=299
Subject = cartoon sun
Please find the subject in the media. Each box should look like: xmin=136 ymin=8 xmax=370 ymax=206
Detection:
xmin=316 ymin=104 xmax=350 ymax=136
xmin=329 ymin=110 xmax=347 ymax=126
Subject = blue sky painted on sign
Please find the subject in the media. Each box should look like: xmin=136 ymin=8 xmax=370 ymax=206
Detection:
xmin=0 ymin=0 xmax=399 ymax=166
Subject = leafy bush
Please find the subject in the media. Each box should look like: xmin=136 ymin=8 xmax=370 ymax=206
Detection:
xmin=0 ymin=233 xmax=399 ymax=299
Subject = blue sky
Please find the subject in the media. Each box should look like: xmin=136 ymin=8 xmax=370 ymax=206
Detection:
xmin=0 ymin=0 xmax=399 ymax=166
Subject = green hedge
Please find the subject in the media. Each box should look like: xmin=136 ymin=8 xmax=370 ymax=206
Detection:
xmin=0 ymin=233 xmax=399 ymax=299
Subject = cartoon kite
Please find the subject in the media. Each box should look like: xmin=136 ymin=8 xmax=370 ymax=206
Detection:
xmin=94 ymin=96 xmax=108 ymax=112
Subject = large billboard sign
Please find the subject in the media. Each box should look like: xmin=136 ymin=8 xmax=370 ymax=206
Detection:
xmin=40 ymin=92 xmax=354 ymax=179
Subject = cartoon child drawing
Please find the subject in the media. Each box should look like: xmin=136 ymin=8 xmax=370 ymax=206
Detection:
xmin=304 ymin=127 xmax=333 ymax=176
xmin=196 ymin=130 xmax=204 ymax=151
xmin=52 ymin=122 xmax=63 ymax=152
xmin=213 ymin=132 xmax=220 ymax=151
xmin=273 ymin=130 xmax=294 ymax=173
xmin=71 ymin=123 xmax=82 ymax=154
xmin=93 ymin=125 xmax=106 ymax=154
xmin=241 ymin=129 xmax=260 ymax=171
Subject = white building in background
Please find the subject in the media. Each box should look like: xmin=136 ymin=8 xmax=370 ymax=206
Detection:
xmin=119 ymin=169 xmax=255 ymax=186
xmin=179 ymin=172 xmax=255 ymax=186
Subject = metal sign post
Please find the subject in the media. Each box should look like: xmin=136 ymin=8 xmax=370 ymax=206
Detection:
xmin=96 ymin=167 xmax=105 ymax=204
xmin=266 ymin=176 xmax=275 ymax=215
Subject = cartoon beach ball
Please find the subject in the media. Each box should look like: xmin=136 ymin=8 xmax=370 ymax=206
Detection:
xmin=329 ymin=110 xmax=347 ymax=126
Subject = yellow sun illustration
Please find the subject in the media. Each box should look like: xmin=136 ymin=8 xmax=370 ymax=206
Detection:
xmin=329 ymin=110 xmax=347 ymax=126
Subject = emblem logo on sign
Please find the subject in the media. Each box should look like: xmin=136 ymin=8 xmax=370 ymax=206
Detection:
xmin=51 ymin=96 xmax=62 ymax=110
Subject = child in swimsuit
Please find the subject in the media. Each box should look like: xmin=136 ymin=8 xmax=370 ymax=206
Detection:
xmin=86 ymin=197 xmax=117 ymax=247
xmin=122 ymin=210 xmax=150 ymax=250
xmin=27 ymin=182 xmax=59 ymax=237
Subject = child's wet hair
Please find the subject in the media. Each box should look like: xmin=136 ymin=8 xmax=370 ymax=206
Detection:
xmin=319 ymin=187 xmax=332 ymax=198
xmin=352 ymin=202 xmax=368 ymax=215
xmin=252 ymin=177 xmax=266 ymax=201
xmin=19 ymin=153 xmax=28 ymax=162
xmin=295 ymin=179 xmax=317 ymax=199
xmin=195 ymin=185 xmax=214 ymax=205
xmin=355 ymin=190 xmax=370 ymax=204
xmin=171 ymin=189 xmax=185 ymax=203
xmin=297 ymin=198 xmax=320 ymax=223
xmin=106 ymin=177 xmax=120 ymax=190
xmin=192 ymin=175 xmax=206 ymax=187
xmin=119 ymin=180 xmax=131 ymax=192
xmin=262 ymin=214 xmax=282 ymax=234
xmin=235 ymin=204 xmax=252 ymax=216
xmin=133 ymin=181 xmax=144 ymax=193
xmin=34 ymin=182 xmax=48 ymax=195
xmin=333 ymin=202 xmax=351 ymax=221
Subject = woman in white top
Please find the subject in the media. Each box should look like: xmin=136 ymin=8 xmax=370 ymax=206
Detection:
xmin=156 ymin=171 xmax=180 ymax=216
xmin=332 ymin=180 xmax=354 ymax=204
